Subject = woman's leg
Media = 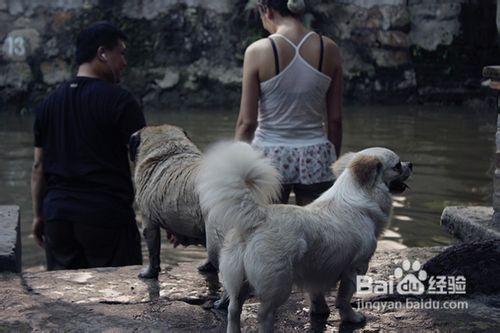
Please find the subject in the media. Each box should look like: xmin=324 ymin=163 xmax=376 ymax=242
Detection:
xmin=278 ymin=184 xmax=293 ymax=204
xmin=294 ymin=181 xmax=334 ymax=206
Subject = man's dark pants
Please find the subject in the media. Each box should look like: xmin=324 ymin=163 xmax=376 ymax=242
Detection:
xmin=44 ymin=219 xmax=142 ymax=270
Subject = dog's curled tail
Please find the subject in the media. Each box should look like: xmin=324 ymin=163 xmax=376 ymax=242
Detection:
xmin=197 ymin=141 xmax=281 ymax=231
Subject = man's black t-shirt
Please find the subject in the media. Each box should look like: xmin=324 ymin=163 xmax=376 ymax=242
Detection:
xmin=34 ymin=77 xmax=146 ymax=226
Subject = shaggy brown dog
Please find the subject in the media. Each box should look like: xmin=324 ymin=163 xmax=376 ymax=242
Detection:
xmin=130 ymin=124 xmax=210 ymax=278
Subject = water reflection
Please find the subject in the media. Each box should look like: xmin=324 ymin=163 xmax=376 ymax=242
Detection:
xmin=0 ymin=105 xmax=495 ymax=269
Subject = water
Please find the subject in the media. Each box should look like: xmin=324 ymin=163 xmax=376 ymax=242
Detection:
xmin=0 ymin=105 xmax=495 ymax=270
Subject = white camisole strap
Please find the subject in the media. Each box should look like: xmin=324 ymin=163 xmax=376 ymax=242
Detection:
xmin=271 ymin=31 xmax=316 ymax=51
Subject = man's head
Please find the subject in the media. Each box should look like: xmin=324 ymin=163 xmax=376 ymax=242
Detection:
xmin=76 ymin=21 xmax=128 ymax=83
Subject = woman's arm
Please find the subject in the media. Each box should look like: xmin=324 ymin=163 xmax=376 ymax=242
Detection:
xmin=235 ymin=44 xmax=261 ymax=143
xmin=325 ymin=41 xmax=343 ymax=158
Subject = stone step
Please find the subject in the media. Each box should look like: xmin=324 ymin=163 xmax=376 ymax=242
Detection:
xmin=0 ymin=206 xmax=21 ymax=273
xmin=441 ymin=206 xmax=500 ymax=242
xmin=483 ymin=66 xmax=500 ymax=80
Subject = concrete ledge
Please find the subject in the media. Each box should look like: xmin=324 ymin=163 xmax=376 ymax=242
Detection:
xmin=2 ymin=247 xmax=500 ymax=331
xmin=0 ymin=206 xmax=21 ymax=273
xmin=441 ymin=206 xmax=500 ymax=242
xmin=483 ymin=66 xmax=500 ymax=80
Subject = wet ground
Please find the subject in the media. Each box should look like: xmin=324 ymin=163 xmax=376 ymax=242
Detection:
xmin=2 ymin=246 xmax=499 ymax=332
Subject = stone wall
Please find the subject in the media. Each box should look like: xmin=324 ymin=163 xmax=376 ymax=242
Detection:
xmin=0 ymin=0 xmax=498 ymax=112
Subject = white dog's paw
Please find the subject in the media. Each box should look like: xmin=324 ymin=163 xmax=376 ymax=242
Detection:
xmin=340 ymin=308 xmax=366 ymax=324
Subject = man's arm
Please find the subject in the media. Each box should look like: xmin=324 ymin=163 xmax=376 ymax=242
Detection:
xmin=31 ymin=147 xmax=45 ymax=248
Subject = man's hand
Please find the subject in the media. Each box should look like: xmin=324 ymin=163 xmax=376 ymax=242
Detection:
xmin=32 ymin=217 xmax=45 ymax=248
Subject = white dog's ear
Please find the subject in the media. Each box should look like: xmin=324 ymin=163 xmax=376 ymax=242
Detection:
xmin=349 ymin=155 xmax=382 ymax=188
xmin=331 ymin=152 xmax=356 ymax=177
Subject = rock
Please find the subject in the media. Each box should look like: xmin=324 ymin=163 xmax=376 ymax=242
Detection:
xmin=377 ymin=30 xmax=409 ymax=48
xmin=208 ymin=65 xmax=242 ymax=86
xmin=0 ymin=0 xmax=7 ymax=11
xmin=338 ymin=0 xmax=406 ymax=9
xmin=371 ymin=48 xmax=410 ymax=67
xmin=0 ymin=206 xmax=21 ymax=273
xmin=51 ymin=11 xmax=73 ymax=32
xmin=184 ymin=59 xmax=242 ymax=90
xmin=397 ymin=69 xmax=417 ymax=89
xmin=409 ymin=3 xmax=461 ymax=51
xmin=0 ymin=62 xmax=32 ymax=89
xmin=16 ymin=0 xmax=98 ymax=15
xmin=7 ymin=0 xmax=23 ymax=15
xmin=155 ymin=68 xmax=180 ymax=89
xmin=43 ymin=37 xmax=59 ymax=58
xmin=319 ymin=4 xmax=368 ymax=39
xmin=423 ymin=240 xmax=500 ymax=294
xmin=441 ymin=206 xmax=500 ymax=242
xmin=13 ymin=16 xmax=48 ymax=33
xmin=341 ymin=43 xmax=375 ymax=78
xmin=122 ymin=0 xmax=233 ymax=19
xmin=40 ymin=59 xmax=71 ymax=85
xmin=379 ymin=4 xmax=410 ymax=30
xmin=483 ymin=66 xmax=500 ymax=80
xmin=0 ymin=12 xmax=13 ymax=40
xmin=1 ymin=28 xmax=41 ymax=61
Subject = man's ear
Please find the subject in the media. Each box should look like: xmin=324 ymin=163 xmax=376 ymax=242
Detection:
xmin=129 ymin=130 xmax=141 ymax=162
xmin=349 ymin=155 xmax=382 ymax=188
xmin=97 ymin=46 xmax=107 ymax=62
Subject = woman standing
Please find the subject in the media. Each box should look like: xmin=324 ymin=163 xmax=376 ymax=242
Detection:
xmin=235 ymin=0 xmax=343 ymax=205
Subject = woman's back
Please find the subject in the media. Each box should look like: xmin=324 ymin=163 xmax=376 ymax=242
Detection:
xmin=257 ymin=30 xmax=336 ymax=82
xmin=254 ymin=31 xmax=333 ymax=145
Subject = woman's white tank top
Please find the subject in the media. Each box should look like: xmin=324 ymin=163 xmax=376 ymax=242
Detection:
xmin=253 ymin=31 xmax=332 ymax=147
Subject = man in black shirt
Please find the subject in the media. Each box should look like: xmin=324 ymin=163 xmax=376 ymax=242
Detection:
xmin=31 ymin=21 xmax=145 ymax=270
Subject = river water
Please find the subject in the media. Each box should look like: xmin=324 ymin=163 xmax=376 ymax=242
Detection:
xmin=0 ymin=105 xmax=495 ymax=270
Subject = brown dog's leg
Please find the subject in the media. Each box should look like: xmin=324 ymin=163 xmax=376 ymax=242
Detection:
xmin=309 ymin=292 xmax=330 ymax=316
xmin=138 ymin=221 xmax=161 ymax=279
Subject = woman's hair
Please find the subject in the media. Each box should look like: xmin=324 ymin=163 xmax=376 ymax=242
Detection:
xmin=258 ymin=0 xmax=306 ymax=17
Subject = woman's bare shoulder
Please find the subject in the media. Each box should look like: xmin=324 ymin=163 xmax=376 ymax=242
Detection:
xmin=321 ymin=36 xmax=342 ymax=62
xmin=321 ymin=36 xmax=340 ymax=51
xmin=245 ymin=38 xmax=272 ymax=55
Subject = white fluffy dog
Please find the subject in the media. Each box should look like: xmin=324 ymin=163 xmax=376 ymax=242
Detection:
xmin=197 ymin=142 xmax=412 ymax=332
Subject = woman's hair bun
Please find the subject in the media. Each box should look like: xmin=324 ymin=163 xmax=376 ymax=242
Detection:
xmin=287 ymin=0 xmax=305 ymax=14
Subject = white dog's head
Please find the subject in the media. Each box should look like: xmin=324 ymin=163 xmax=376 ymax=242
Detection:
xmin=333 ymin=148 xmax=412 ymax=194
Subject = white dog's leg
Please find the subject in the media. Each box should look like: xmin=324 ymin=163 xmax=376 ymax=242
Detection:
xmin=335 ymin=269 xmax=366 ymax=323
xmin=227 ymin=295 xmax=243 ymax=333
xmin=309 ymin=292 xmax=330 ymax=316
xmin=226 ymin=285 xmax=250 ymax=333
xmin=138 ymin=221 xmax=161 ymax=279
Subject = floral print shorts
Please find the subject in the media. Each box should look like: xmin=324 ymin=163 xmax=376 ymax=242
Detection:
xmin=252 ymin=141 xmax=337 ymax=185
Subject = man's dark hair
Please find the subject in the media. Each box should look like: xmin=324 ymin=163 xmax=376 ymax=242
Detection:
xmin=76 ymin=21 xmax=127 ymax=65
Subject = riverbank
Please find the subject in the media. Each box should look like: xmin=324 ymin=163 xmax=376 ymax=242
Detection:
xmin=2 ymin=246 xmax=499 ymax=332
